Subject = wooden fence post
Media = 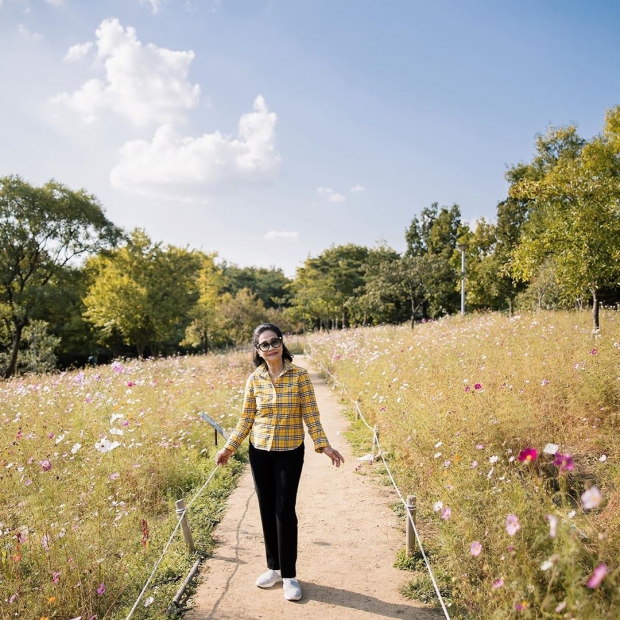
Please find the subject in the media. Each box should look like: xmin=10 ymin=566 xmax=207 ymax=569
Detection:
xmin=406 ymin=495 xmax=417 ymax=556
xmin=175 ymin=499 xmax=195 ymax=553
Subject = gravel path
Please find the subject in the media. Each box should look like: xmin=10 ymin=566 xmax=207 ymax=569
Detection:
xmin=185 ymin=357 xmax=443 ymax=620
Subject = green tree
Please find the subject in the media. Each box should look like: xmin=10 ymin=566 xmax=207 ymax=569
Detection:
xmin=0 ymin=175 xmax=120 ymax=377
xmin=220 ymin=264 xmax=292 ymax=309
xmin=182 ymin=252 xmax=226 ymax=352
xmin=510 ymin=110 xmax=620 ymax=330
xmin=287 ymin=244 xmax=370 ymax=329
xmin=405 ymin=203 xmax=463 ymax=316
xmin=83 ymin=230 xmax=201 ymax=356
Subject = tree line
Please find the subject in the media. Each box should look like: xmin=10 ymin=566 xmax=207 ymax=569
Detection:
xmin=2 ymin=108 xmax=620 ymax=376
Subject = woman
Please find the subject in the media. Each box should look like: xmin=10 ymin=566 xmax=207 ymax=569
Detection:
xmin=215 ymin=323 xmax=344 ymax=602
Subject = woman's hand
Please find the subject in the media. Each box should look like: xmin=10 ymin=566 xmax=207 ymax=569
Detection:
xmin=323 ymin=446 xmax=345 ymax=467
xmin=215 ymin=448 xmax=232 ymax=466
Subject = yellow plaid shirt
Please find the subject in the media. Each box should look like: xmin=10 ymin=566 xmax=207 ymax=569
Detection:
xmin=224 ymin=362 xmax=330 ymax=454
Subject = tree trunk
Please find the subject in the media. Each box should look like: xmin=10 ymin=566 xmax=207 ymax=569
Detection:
xmin=410 ymin=297 xmax=415 ymax=330
xmin=4 ymin=321 xmax=25 ymax=378
xmin=592 ymin=288 xmax=600 ymax=332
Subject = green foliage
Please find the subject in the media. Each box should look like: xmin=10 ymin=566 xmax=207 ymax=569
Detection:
xmin=509 ymin=110 xmax=620 ymax=329
xmin=0 ymin=175 xmax=121 ymax=376
xmin=220 ymin=263 xmax=292 ymax=309
xmin=83 ymin=230 xmax=201 ymax=356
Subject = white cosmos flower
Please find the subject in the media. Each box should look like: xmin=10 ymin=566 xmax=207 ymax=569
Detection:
xmin=95 ymin=438 xmax=121 ymax=453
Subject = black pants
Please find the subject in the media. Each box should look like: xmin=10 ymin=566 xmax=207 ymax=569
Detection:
xmin=248 ymin=442 xmax=305 ymax=578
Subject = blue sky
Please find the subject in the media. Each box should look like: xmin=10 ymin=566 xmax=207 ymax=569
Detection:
xmin=1 ymin=0 xmax=619 ymax=276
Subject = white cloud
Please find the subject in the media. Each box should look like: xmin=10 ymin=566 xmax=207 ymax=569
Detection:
xmin=317 ymin=187 xmax=346 ymax=203
xmin=52 ymin=18 xmax=200 ymax=126
xmin=264 ymin=231 xmax=298 ymax=240
xmin=141 ymin=0 xmax=167 ymax=13
xmin=64 ymin=41 xmax=93 ymax=62
xmin=44 ymin=0 xmax=65 ymax=6
xmin=110 ymin=96 xmax=281 ymax=196
xmin=17 ymin=24 xmax=42 ymax=40
xmin=350 ymin=185 xmax=365 ymax=193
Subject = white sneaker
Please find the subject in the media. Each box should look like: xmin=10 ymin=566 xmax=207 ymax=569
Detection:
xmin=283 ymin=578 xmax=302 ymax=601
xmin=255 ymin=569 xmax=282 ymax=588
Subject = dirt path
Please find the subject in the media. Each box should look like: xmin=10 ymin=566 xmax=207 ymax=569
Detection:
xmin=186 ymin=357 xmax=443 ymax=620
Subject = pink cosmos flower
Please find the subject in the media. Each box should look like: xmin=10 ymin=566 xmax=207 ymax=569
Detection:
xmin=464 ymin=386 xmax=471 ymax=393
xmin=470 ymin=541 xmax=482 ymax=556
xmin=553 ymin=453 xmax=574 ymax=472
xmin=39 ymin=459 xmax=52 ymax=472
xmin=112 ymin=361 xmax=123 ymax=373
xmin=546 ymin=514 xmax=558 ymax=538
xmin=16 ymin=430 xmax=23 ymax=440
xmin=555 ymin=601 xmax=567 ymax=612
xmin=505 ymin=514 xmax=520 ymax=536
xmin=42 ymin=534 xmax=50 ymax=550
xmin=127 ymin=381 xmax=135 ymax=387
xmin=586 ymin=563 xmax=608 ymax=588
xmin=9 ymin=593 xmax=17 ymax=604
xmin=515 ymin=602 xmax=529 ymax=612
xmin=541 ymin=379 xmax=550 ymax=386
xmin=590 ymin=348 xmax=597 ymax=355
xmin=109 ymin=472 xmax=120 ymax=480
xmin=52 ymin=571 xmax=61 ymax=584
xmin=47 ymin=433 xmax=55 ymax=440
xmin=582 ymin=486 xmax=603 ymax=510
xmin=441 ymin=507 xmax=451 ymax=520
xmin=97 ymin=582 xmax=106 ymax=595
xmin=492 ymin=578 xmax=504 ymax=589
xmin=518 ymin=448 xmax=537 ymax=463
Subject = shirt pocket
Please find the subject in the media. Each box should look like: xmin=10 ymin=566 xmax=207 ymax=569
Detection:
xmin=254 ymin=385 xmax=276 ymax=409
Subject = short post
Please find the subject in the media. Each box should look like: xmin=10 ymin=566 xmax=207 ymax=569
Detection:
xmin=373 ymin=425 xmax=379 ymax=452
xmin=175 ymin=499 xmax=195 ymax=553
xmin=406 ymin=495 xmax=417 ymax=556
xmin=214 ymin=427 xmax=218 ymax=447
xmin=355 ymin=400 xmax=360 ymax=420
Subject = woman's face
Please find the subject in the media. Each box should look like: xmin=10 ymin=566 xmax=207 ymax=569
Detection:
xmin=256 ymin=329 xmax=283 ymax=365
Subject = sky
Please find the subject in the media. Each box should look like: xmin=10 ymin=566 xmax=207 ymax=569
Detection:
xmin=1 ymin=0 xmax=620 ymax=276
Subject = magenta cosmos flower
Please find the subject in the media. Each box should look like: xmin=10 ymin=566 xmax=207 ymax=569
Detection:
xmin=586 ymin=563 xmax=608 ymax=588
xmin=553 ymin=453 xmax=574 ymax=472
xmin=518 ymin=448 xmax=537 ymax=463
xmin=97 ymin=582 xmax=106 ymax=595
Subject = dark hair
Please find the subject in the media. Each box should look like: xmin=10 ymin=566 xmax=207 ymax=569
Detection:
xmin=252 ymin=323 xmax=293 ymax=367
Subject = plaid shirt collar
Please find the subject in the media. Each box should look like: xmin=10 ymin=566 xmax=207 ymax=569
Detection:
xmin=257 ymin=360 xmax=293 ymax=380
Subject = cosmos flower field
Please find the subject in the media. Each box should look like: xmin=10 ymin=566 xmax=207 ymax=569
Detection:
xmin=1 ymin=353 xmax=252 ymax=619
xmin=308 ymin=310 xmax=620 ymax=619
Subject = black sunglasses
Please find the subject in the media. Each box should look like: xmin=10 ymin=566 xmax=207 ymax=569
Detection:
xmin=256 ymin=337 xmax=283 ymax=352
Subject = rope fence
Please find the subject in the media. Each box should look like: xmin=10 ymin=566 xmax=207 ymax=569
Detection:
xmin=313 ymin=357 xmax=452 ymax=620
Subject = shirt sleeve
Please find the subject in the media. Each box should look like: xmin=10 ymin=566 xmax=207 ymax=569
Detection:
xmin=223 ymin=375 xmax=256 ymax=454
xmin=298 ymin=369 xmax=330 ymax=453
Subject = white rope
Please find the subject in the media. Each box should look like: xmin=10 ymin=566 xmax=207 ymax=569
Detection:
xmin=313 ymin=357 xmax=452 ymax=619
xmin=125 ymin=464 xmax=220 ymax=619
xmin=125 ymin=512 xmax=185 ymax=619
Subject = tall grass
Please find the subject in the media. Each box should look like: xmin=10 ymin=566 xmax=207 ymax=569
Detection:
xmin=308 ymin=310 xmax=620 ymax=619
xmin=0 ymin=353 xmax=253 ymax=619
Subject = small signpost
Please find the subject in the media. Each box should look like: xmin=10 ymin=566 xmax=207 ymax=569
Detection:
xmin=199 ymin=412 xmax=229 ymax=447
